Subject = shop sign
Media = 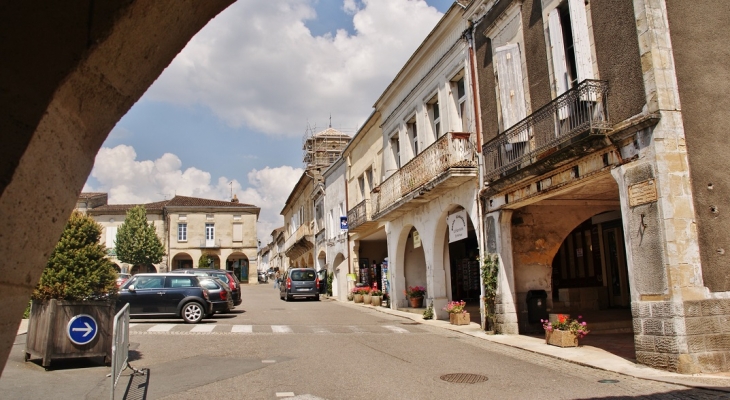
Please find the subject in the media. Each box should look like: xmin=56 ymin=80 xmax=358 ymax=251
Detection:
xmin=448 ymin=209 xmax=468 ymax=243
xmin=413 ymin=231 xmax=421 ymax=248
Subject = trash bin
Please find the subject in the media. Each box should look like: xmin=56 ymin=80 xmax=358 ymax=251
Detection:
xmin=526 ymin=290 xmax=548 ymax=323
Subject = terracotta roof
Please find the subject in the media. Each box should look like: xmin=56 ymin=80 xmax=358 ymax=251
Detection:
xmin=78 ymin=192 xmax=106 ymax=199
xmin=165 ymin=195 xmax=256 ymax=208
xmin=88 ymin=200 xmax=168 ymax=214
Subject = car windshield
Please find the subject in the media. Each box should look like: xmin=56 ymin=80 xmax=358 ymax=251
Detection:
xmin=290 ymin=270 xmax=316 ymax=281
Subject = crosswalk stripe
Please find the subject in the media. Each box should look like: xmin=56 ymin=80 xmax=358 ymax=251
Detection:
xmin=347 ymin=325 xmax=364 ymax=333
xmin=148 ymin=324 xmax=176 ymax=332
xmin=271 ymin=325 xmax=293 ymax=333
xmin=190 ymin=325 xmax=215 ymax=333
xmin=383 ymin=325 xmax=409 ymax=334
xmin=232 ymin=325 xmax=253 ymax=333
xmin=312 ymin=326 xmax=330 ymax=334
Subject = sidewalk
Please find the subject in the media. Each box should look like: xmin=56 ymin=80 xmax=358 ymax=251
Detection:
xmin=339 ymin=299 xmax=730 ymax=392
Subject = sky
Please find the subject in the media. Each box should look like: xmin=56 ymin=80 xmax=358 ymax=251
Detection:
xmin=83 ymin=0 xmax=455 ymax=244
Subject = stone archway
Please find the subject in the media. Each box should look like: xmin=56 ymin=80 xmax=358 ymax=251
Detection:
xmin=227 ymin=253 xmax=249 ymax=283
xmin=171 ymin=252 xmax=194 ymax=270
xmin=130 ymin=264 xmax=158 ymax=275
xmin=333 ymin=253 xmax=346 ymax=299
xmin=401 ymin=226 xmax=426 ymax=306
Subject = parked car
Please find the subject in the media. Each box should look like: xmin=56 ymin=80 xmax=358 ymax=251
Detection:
xmin=198 ymin=277 xmax=234 ymax=315
xmin=258 ymin=270 xmax=268 ymax=283
xmin=280 ymin=268 xmax=319 ymax=301
xmin=116 ymin=273 xmax=131 ymax=287
xmin=179 ymin=269 xmax=242 ymax=307
xmin=117 ymin=273 xmax=212 ymax=324
xmin=316 ymin=269 xmax=327 ymax=295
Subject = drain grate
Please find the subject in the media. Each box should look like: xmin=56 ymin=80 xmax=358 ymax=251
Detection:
xmin=400 ymin=322 xmax=420 ymax=325
xmin=440 ymin=373 xmax=488 ymax=384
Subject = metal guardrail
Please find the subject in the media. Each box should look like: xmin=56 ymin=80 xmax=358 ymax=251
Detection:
xmin=482 ymin=79 xmax=610 ymax=182
xmin=347 ymin=199 xmax=370 ymax=230
xmin=110 ymin=303 xmax=129 ymax=400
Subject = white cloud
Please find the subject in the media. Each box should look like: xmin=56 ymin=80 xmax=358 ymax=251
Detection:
xmin=146 ymin=0 xmax=443 ymax=136
xmin=86 ymin=145 xmax=303 ymax=242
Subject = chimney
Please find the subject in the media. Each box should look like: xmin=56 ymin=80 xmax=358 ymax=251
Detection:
xmin=231 ymin=194 xmax=239 ymax=203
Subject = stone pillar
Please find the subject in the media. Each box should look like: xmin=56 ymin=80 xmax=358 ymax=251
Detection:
xmin=485 ymin=209 xmax=519 ymax=334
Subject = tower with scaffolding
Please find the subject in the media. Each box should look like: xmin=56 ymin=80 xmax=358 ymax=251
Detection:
xmin=302 ymin=123 xmax=352 ymax=172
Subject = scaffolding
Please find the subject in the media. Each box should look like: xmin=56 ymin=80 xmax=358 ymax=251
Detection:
xmin=302 ymin=123 xmax=352 ymax=171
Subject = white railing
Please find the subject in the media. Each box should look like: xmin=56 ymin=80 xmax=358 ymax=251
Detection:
xmin=110 ymin=304 xmax=130 ymax=400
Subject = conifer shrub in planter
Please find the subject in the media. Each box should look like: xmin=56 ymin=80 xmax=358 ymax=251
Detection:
xmin=25 ymin=211 xmax=118 ymax=368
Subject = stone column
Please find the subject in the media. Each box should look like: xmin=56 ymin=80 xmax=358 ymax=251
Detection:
xmin=485 ymin=209 xmax=519 ymax=334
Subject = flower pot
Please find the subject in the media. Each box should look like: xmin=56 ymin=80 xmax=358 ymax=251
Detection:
xmin=363 ymin=294 xmax=372 ymax=304
xmin=409 ymin=296 xmax=423 ymax=308
xmin=353 ymin=294 xmax=363 ymax=303
xmin=449 ymin=312 xmax=470 ymax=326
xmin=347 ymin=293 xmax=354 ymax=301
xmin=371 ymin=295 xmax=382 ymax=306
xmin=545 ymin=329 xmax=579 ymax=347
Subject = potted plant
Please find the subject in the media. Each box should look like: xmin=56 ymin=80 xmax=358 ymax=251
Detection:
xmin=352 ymin=286 xmax=369 ymax=303
xmin=26 ymin=211 xmax=119 ymax=368
xmin=370 ymin=289 xmax=383 ymax=306
xmin=404 ymin=286 xmax=426 ymax=308
xmin=443 ymin=300 xmax=470 ymax=325
xmin=542 ymin=314 xmax=590 ymax=347
xmin=362 ymin=287 xmax=373 ymax=305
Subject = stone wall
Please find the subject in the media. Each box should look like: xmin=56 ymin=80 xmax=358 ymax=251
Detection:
xmin=633 ymin=299 xmax=730 ymax=374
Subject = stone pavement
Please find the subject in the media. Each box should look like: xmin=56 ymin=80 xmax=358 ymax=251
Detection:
xmin=340 ymin=300 xmax=730 ymax=393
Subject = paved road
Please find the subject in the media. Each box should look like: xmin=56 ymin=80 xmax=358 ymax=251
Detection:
xmin=2 ymin=284 xmax=729 ymax=399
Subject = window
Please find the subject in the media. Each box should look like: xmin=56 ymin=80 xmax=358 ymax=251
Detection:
xmin=358 ymin=175 xmax=366 ymax=200
xmin=494 ymin=43 xmax=527 ymax=133
xmin=390 ymin=134 xmax=401 ymax=169
xmin=428 ymin=95 xmax=441 ymax=138
xmin=547 ymin=0 xmax=594 ymax=96
xmin=205 ymin=223 xmax=215 ymax=240
xmin=452 ymin=75 xmax=468 ymax=132
xmin=233 ymin=223 xmax=243 ymax=242
xmin=106 ymin=226 xmax=117 ymax=248
xmin=177 ymin=223 xmax=187 ymax=242
xmin=366 ymin=168 xmax=374 ymax=190
xmin=407 ymin=118 xmax=418 ymax=155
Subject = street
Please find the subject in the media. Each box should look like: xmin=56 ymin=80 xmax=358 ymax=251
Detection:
xmin=1 ymin=284 xmax=729 ymax=400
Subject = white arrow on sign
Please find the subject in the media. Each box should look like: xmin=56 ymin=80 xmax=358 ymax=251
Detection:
xmin=72 ymin=322 xmax=93 ymax=337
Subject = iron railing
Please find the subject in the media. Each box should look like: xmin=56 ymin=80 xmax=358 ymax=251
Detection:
xmin=372 ymin=131 xmax=476 ymax=216
xmin=482 ymin=79 xmax=610 ymax=182
xmin=284 ymin=223 xmax=312 ymax=252
xmin=347 ymin=199 xmax=371 ymax=230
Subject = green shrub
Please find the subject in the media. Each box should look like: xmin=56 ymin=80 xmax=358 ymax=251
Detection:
xmin=32 ymin=211 xmax=117 ymax=301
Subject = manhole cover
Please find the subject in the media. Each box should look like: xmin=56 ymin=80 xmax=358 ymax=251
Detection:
xmin=598 ymin=379 xmax=619 ymax=384
xmin=440 ymin=373 xmax=488 ymax=384
xmin=401 ymin=322 xmax=420 ymax=325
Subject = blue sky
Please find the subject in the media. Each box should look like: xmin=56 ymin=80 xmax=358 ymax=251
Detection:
xmin=85 ymin=0 xmax=454 ymax=241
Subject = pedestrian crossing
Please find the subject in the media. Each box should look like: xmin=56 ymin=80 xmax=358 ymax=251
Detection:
xmin=127 ymin=323 xmax=423 ymax=335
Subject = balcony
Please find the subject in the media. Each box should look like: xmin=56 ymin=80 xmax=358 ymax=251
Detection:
xmin=315 ymin=228 xmax=326 ymax=247
xmin=347 ymin=199 xmax=376 ymax=233
xmin=199 ymin=239 xmax=221 ymax=248
xmin=284 ymin=223 xmax=313 ymax=259
xmin=371 ymin=131 xmax=477 ymax=221
xmin=482 ymin=80 xmax=610 ymax=187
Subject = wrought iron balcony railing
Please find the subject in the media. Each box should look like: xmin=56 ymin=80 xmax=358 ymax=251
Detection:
xmin=482 ymin=79 xmax=610 ymax=182
xmin=347 ymin=199 xmax=370 ymax=231
xmin=199 ymin=239 xmax=221 ymax=248
xmin=372 ymin=131 xmax=476 ymax=216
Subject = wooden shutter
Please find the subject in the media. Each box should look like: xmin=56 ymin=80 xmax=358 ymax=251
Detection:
xmin=233 ymin=223 xmax=243 ymax=242
xmin=106 ymin=226 xmax=117 ymax=248
xmin=494 ymin=44 xmax=527 ymax=142
xmin=568 ymin=0 xmax=594 ymax=82
xmin=548 ymin=9 xmax=569 ymax=96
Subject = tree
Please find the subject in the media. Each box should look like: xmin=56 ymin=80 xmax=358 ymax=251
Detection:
xmin=32 ymin=211 xmax=117 ymax=301
xmin=115 ymin=205 xmax=164 ymax=269
xmin=198 ymin=253 xmax=213 ymax=268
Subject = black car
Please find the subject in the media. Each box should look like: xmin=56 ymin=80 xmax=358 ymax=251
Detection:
xmin=198 ymin=277 xmax=234 ymax=315
xmin=179 ymin=269 xmax=242 ymax=307
xmin=117 ymin=273 xmax=212 ymax=324
xmin=280 ymin=268 xmax=319 ymax=301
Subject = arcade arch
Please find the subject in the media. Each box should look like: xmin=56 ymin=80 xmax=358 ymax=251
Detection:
xmin=227 ymin=253 xmax=249 ymax=283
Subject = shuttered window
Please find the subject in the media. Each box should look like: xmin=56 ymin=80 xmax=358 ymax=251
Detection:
xmin=547 ymin=0 xmax=594 ymax=96
xmin=105 ymin=226 xmax=117 ymax=248
xmin=494 ymin=43 xmax=527 ymax=142
xmin=233 ymin=223 xmax=243 ymax=242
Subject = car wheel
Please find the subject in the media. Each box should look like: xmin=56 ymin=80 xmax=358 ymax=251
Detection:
xmin=182 ymin=302 xmax=204 ymax=324
xmin=285 ymin=291 xmax=292 ymax=302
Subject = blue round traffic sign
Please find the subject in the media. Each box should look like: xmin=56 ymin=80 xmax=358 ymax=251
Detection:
xmin=67 ymin=314 xmax=98 ymax=345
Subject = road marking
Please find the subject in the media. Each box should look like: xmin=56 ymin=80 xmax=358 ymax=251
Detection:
xmin=231 ymin=325 xmax=253 ymax=333
xmin=276 ymin=392 xmax=295 ymax=397
xmin=271 ymin=325 xmax=293 ymax=333
xmin=262 ymin=360 xmax=276 ymax=363
xmin=347 ymin=325 xmax=365 ymax=333
xmin=312 ymin=326 xmax=330 ymax=334
xmin=190 ymin=325 xmax=215 ymax=333
xmin=383 ymin=325 xmax=409 ymax=334
xmin=147 ymin=324 xmax=176 ymax=332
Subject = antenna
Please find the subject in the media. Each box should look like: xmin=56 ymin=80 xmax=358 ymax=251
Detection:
xmin=229 ymin=181 xmax=233 ymax=200
xmin=329 ymin=114 xmax=332 ymax=128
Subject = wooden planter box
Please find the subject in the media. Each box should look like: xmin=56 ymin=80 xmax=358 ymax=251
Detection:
xmin=449 ymin=312 xmax=470 ymax=325
xmin=545 ymin=329 xmax=579 ymax=347
xmin=25 ymin=299 xmax=114 ymax=368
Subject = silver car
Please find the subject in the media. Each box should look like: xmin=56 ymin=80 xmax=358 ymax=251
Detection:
xmin=279 ymin=268 xmax=319 ymax=301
